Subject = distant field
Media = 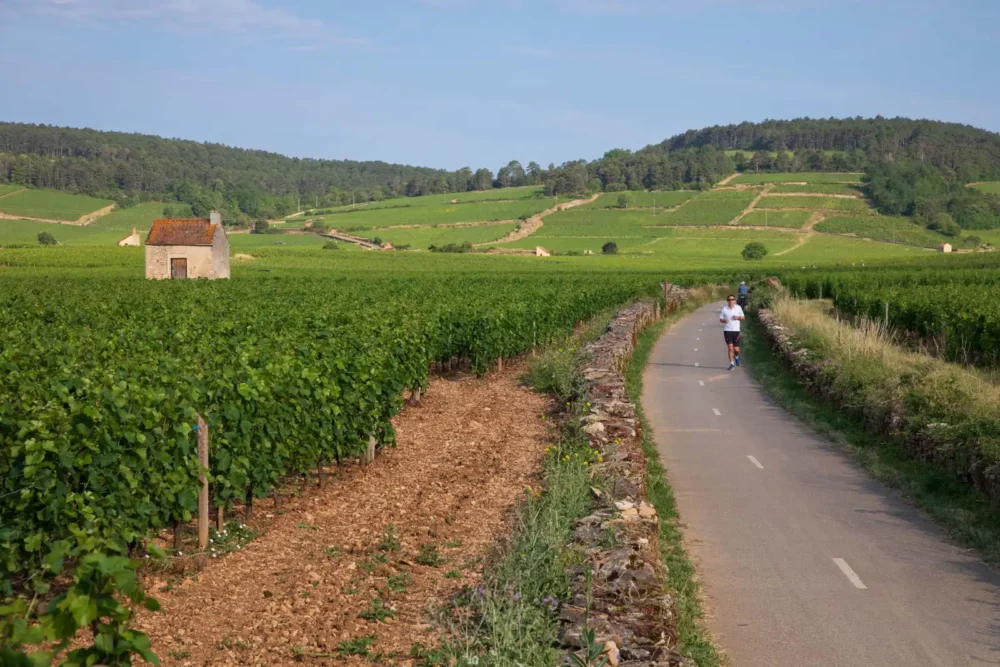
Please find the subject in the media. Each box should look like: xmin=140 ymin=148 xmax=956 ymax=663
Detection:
xmin=228 ymin=232 xmax=334 ymax=251
xmin=302 ymin=197 xmax=559 ymax=230
xmin=814 ymin=215 xmax=962 ymax=248
xmin=0 ymin=219 xmax=124 ymax=245
xmin=778 ymin=234 xmax=932 ymax=263
xmin=730 ymin=172 xmax=863 ymax=185
xmin=970 ymin=182 xmax=1000 ymax=195
xmin=301 ymin=186 xmax=546 ymax=217
xmin=0 ymin=184 xmax=24 ymax=198
xmin=91 ymin=202 xmax=169 ymax=233
xmin=0 ymin=189 xmax=114 ymax=221
xmin=354 ymin=223 xmax=517 ymax=248
xmin=584 ymin=190 xmax=698 ymax=209
xmin=757 ymin=195 xmax=872 ymax=212
xmin=653 ymin=189 xmax=758 ymax=226
xmin=769 ymin=183 xmax=863 ymax=196
xmin=740 ymin=210 xmax=813 ymax=229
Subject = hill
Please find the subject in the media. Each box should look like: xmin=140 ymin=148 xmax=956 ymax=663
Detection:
xmin=657 ymin=117 xmax=1000 ymax=182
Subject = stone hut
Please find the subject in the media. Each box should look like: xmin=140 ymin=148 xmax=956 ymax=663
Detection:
xmin=118 ymin=227 xmax=141 ymax=247
xmin=535 ymin=246 xmax=551 ymax=257
xmin=145 ymin=211 xmax=230 ymax=279
xmin=938 ymin=242 xmax=953 ymax=253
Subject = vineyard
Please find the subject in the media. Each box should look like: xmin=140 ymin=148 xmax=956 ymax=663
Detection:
xmin=0 ymin=270 xmax=657 ymax=591
xmin=739 ymin=210 xmax=813 ymax=228
xmin=781 ymin=257 xmax=1000 ymax=365
xmin=729 ymin=172 xmax=863 ymax=185
xmin=0 ymin=189 xmax=114 ymax=221
xmin=769 ymin=183 xmax=863 ymax=196
xmin=813 ymin=215 xmax=971 ymax=248
xmin=756 ymin=195 xmax=872 ymax=212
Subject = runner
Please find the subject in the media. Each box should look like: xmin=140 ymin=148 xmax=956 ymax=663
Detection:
xmin=719 ymin=295 xmax=745 ymax=371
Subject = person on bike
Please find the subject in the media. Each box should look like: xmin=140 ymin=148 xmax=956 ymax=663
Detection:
xmin=720 ymin=295 xmax=745 ymax=371
xmin=737 ymin=281 xmax=749 ymax=309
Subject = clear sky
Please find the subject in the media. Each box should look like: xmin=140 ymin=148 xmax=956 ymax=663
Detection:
xmin=1 ymin=1 xmax=998 ymax=171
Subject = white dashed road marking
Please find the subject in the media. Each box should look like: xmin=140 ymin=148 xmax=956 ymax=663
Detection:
xmin=833 ymin=558 xmax=867 ymax=590
xmin=695 ymin=362 xmax=700 ymax=367
xmin=699 ymin=380 xmax=705 ymax=386
xmin=694 ymin=348 xmax=699 ymax=352
xmin=712 ymin=408 xmax=722 ymax=416
xmin=747 ymin=455 xmax=764 ymax=469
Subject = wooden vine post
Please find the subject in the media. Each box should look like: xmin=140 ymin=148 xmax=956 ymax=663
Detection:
xmin=365 ymin=436 xmax=377 ymax=466
xmin=197 ymin=414 xmax=210 ymax=550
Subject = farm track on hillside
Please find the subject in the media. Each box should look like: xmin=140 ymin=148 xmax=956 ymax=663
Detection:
xmin=137 ymin=365 xmax=550 ymax=666
xmin=480 ymin=193 xmax=601 ymax=246
xmin=0 ymin=203 xmax=116 ymax=226
xmin=731 ymin=184 xmax=774 ymax=224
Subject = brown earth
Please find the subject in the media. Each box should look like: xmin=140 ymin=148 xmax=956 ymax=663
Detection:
xmin=136 ymin=365 xmax=551 ymax=666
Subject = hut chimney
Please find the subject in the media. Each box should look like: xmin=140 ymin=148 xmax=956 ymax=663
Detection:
xmin=209 ymin=210 xmax=222 ymax=226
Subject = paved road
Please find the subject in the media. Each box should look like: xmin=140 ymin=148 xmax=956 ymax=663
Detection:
xmin=643 ymin=301 xmax=1000 ymax=666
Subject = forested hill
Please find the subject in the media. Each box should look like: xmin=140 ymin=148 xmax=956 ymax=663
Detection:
xmin=0 ymin=122 xmax=457 ymax=209
xmin=658 ymin=117 xmax=1000 ymax=182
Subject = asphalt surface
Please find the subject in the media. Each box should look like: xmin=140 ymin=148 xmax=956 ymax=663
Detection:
xmin=642 ymin=301 xmax=1000 ymax=666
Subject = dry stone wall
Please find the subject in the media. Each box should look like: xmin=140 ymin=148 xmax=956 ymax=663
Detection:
xmin=560 ymin=285 xmax=693 ymax=667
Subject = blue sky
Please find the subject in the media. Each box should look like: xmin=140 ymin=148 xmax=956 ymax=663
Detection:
xmin=1 ymin=0 xmax=998 ymax=171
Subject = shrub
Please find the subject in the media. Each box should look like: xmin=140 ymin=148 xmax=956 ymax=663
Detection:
xmin=37 ymin=232 xmax=57 ymax=246
xmin=252 ymin=219 xmax=270 ymax=234
xmin=601 ymin=241 xmax=618 ymax=255
xmin=616 ymin=194 xmax=632 ymax=209
xmin=742 ymin=242 xmax=767 ymax=260
xmin=927 ymin=212 xmax=961 ymax=237
xmin=323 ymin=241 xmax=339 ymax=250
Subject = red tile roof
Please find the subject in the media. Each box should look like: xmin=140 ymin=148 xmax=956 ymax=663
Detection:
xmin=146 ymin=219 xmax=217 ymax=246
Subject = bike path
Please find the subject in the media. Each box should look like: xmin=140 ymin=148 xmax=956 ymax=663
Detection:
xmin=642 ymin=301 xmax=1000 ymax=666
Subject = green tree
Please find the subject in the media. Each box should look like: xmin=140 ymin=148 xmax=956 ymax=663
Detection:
xmin=37 ymin=231 xmax=57 ymax=245
xmin=602 ymin=241 xmax=618 ymax=255
xmin=471 ymin=168 xmax=494 ymax=191
xmin=616 ymin=193 xmax=632 ymax=209
xmin=742 ymin=241 xmax=767 ymax=260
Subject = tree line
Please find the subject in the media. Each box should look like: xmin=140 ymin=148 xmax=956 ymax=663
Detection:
xmin=662 ymin=116 xmax=1000 ymax=183
xmin=2 ymin=118 xmax=999 ymax=224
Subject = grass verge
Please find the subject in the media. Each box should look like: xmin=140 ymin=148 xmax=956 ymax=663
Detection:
xmin=432 ymin=309 xmax=621 ymax=665
xmin=626 ymin=306 xmax=724 ymax=667
xmin=743 ymin=308 xmax=1000 ymax=565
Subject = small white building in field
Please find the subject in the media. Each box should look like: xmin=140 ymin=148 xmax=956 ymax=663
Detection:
xmin=118 ymin=227 xmax=141 ymax=247
xmin=145 ymin=211 xmax=230 ymax=279
xmin=535 ymin=246 xmax=551 ymax=257
xmin=939 ymin=242 xmax=953 ymax=253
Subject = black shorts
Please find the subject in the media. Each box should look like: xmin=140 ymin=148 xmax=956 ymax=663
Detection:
xmin=724 ymin=331 xmax=742 ymax=346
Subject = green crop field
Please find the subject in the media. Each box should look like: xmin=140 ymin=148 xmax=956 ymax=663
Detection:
xmin=91 ymin=202 xmax=168 ymax=233
xmin=730 ymin=172 xmax=863 ymax=185
xmin=653 ymin=189 xmax=758 ymax=226
xmin=354 ymin=223 xmax=518 ymax=248
xmin=769 ymin=183 xmax=863 ymax=196
xmin=0 ymin=189 xmax=114 ymax=221
xmin=970 ymin=182 xmax=1000 ymax=195
xmin=814 ymin=215 xmax=964 ymax=248
xmin=739 ymin=210 xmax=813 ymax=229
xmin=0 ymin=184 xmax=24 ymax=198
xmin=0 ymin=219 xmax=126 ymax=246
xmin=584 ymin=190 xmax=698 ymax=209
xmin=228 ymin=232 xmax=335 ymax=250
xmin=757 ymin=195 xmax=872 ymax=212
xmin=299 ymin=186 xmax=546 ymax=217
xmin=299 ymin=196 xmax=559 ymax=230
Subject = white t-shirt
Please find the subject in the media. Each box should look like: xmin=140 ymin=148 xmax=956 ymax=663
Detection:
xmin=720 ymin=304 xmax=744 ymax=332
